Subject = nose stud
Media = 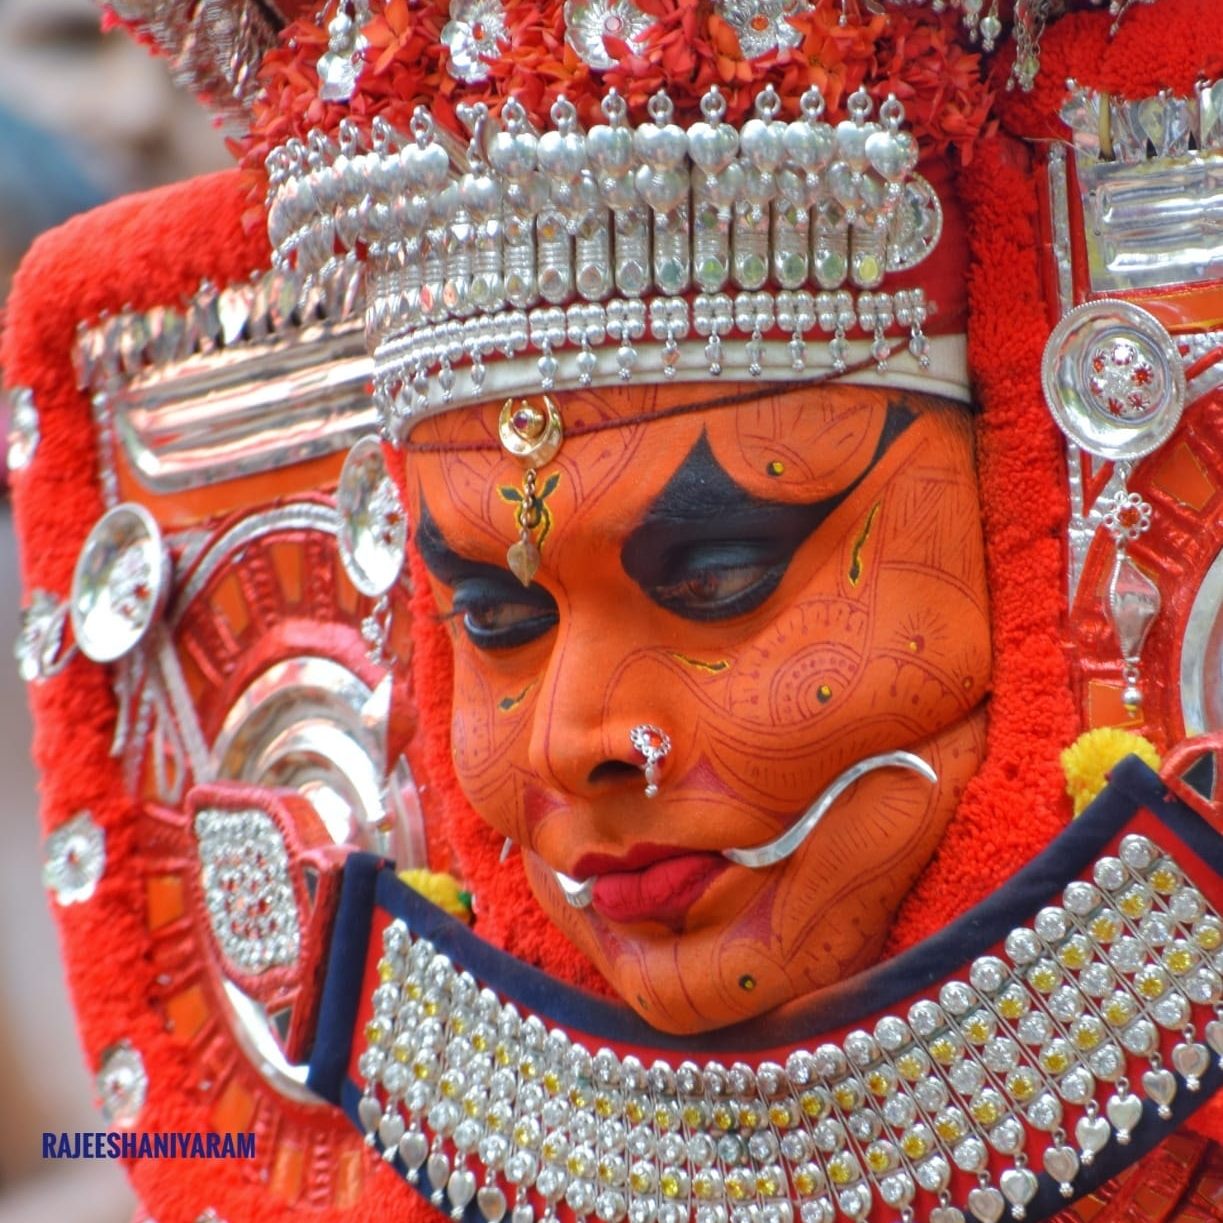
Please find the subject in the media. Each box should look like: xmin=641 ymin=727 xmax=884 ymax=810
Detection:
xmin=629 ymin=724 xmax=672 ymax=798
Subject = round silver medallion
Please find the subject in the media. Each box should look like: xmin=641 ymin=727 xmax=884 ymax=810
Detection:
xmin=42 ymin=810 xmax=106 ymax=905
xmin=70 ymin=503 xmax=170 ymax=663
xmin=96 ymin=1041 xmax=148 ymax=1127
xmin=336 ymin=436 xmax=407 ymax=598
xmin=1041 ymin=300 xmax=1186 ymax=461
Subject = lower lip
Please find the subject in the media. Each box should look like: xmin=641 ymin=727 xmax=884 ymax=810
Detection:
xmin=591 ymin=853 xmax=728 ymax=925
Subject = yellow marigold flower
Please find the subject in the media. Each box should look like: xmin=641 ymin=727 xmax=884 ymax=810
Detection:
xmin=398 ymin=868 xmax=474 ymax=923
xmin=1061 ymin=728 xmax=1161 ymax=817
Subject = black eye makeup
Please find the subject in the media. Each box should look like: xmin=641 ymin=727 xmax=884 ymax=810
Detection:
xmin=416 ymin=501 xmax=558 ymax=651
xmin=415 ymin=400 xmax=914 ymax=648
xmin=621 ymin=404 xmax=913 ymax=623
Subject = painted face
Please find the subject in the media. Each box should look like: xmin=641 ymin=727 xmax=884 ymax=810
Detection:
xmin=407 ymin=382 xmax=991 ymax=1035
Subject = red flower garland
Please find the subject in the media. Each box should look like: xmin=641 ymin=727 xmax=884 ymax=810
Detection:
xmin=241 ymin=0 xmax=996 ymax=171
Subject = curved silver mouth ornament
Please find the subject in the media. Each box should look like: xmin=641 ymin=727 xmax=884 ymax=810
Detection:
xmin=722 ymin=750 xmax=937 ymax=868
xmin=550 ymin=750 xmax=937 ymax=907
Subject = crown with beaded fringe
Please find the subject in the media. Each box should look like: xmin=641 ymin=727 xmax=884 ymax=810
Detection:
xmin=264 ymin=78 xmax=967 ymax=435
xmin=100 ymin=0 xmax=1163 ymax=433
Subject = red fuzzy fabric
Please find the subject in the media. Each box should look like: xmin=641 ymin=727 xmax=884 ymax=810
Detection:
xmin=1 ymin=173 xmax=435 ymax=1222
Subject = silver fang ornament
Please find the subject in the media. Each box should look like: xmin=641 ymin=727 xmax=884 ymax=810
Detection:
xmin=723 ymin=750 xmax=937 ymax=868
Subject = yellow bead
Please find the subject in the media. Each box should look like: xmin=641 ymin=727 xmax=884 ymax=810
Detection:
xmin=997 ymin=993 xmax=1026 ymax=1020
xmin=595 ymin=1095 xmax=614 ymax=1119
xmin=1040 ymin=1048 xmax=1070 ymax=1075
xmin=726 ymin=1171 xmax=755 ymax=1201
xmin=738 ymin=1107 xmax=761 ymax=1129
xmin=1058 ymin=941 xmax=1089 ymax=970
xmin=364 ymin=1020 xmax=385 ymax=1044
xmin=1136 ymin=971 xmax=1167 ymax=999
xmin=833 ymin=1083 xmax=859 ymax=1110
xmin=800 ymin=1091 xmax=826 ymax=1119
xmin=901 ymin=1131 xmax=930 ymax=1159
xmin=1150 ymin=867 xmax=1178 ymax=894
xmin=757 ymin=1171 xmax=780 ymax=1197
xmin=630 ymin=1169 xmax=652 ymax=1194
xmin=865 ymin=1070 xmax=893 ymax=1097
xmin=378 ymin=960 xmax=396 ymax=982
xmin=769 ymin=1103 xmax=794 ymax=1128
xmin=970 ymin=1095 xmax=1002 ymax=1125
xmin=895 ymin=1052 xmax=925 ymax=1081
xmin=963 ymin=1017 xmax=993 ymax=1043
xmin=712 ymin=1105 xmax=735 ymax=1131
xmin=928 ymin=1037 xmax=960 ymax=1065
xmin=682 ymin=1104 xmax=704 ymax=1128
xmin=660 ymin=1172 xmax=682 ymax=1199
xmin=1005 ymin=1069 xmax=1038 ymax=1102
xmin=1071 ymin=1020 xmax=1103 ymax=1051
xmin=543 ymin=1071 xmax=561 ymax=1094
xmin=1165 ymin=947 xmax=1195 ymax=974
xmin=1029 ymin=964 xmax=1059 ymax=993
xmin=794 ymin=1169 xmax=819 ymax=1196
xmin=934 ymin=1112 xmax=965 ymax=1142
xmin=827 ymin=1154 xmax=857 ymax=1186
xmin=1104 ymin=996 xmax=1135 ymax=1025
xmin=625 ymin=1100 xmax=645 ymax=1125
xmin=1119 ymin=889 xmax=1151 ymax=918
xmin=866 ymin=1145 xmax=893 ymax=1173
xmin=1195 ymin=924 xmax=1222 ymax=951
xmin=1090 ymin=914 xmax=1121 ymax=942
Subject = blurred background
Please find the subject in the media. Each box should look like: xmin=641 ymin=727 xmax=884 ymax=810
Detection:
xmin=0 ymin=2 xmax=230 ymax=1219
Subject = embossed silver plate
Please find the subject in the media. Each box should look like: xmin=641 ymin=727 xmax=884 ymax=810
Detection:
xmin=337 ymin=436 xmax=407 ymax=597
xmin=1042 ymin=300 xmax=1186 ymax=461
xmin=70 ymin=503 xmax=170 ymax=663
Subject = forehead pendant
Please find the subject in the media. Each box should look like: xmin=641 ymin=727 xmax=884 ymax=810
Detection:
xmin=498 ymin=395 xmax=564 ymax=586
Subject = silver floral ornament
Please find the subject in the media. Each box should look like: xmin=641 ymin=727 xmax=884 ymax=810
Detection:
xmin=96 ymin=1042 xmax=147 ymax=1127
xmin=442 ymin=0 xmax=508 ymax=83
xmin=714 ymin=0 xmax=810 ymax=60
xmin=15 ymin=589 xmax=72 ymax=683
xmin=563 ymin=0 xmax=653 ymax=70
xmin=42 ymin=810 xmax=106 ymax=905
xmin=317 ymin=1 xmax=370 ymax=102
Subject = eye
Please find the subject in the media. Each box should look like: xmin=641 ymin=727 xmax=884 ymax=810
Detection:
xmin=649 ymin=543 xmax=786 ymax=622
xmin=450 ymin=578 xmax=558 ymax=650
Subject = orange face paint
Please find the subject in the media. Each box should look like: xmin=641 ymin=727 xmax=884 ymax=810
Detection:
xmin=406 ymin=381 xmax=991 ymax=1034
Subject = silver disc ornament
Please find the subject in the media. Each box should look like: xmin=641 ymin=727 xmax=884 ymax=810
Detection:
xmin=1042 ymin=299 xmax=1186 ymax=461
xmin=336 ymin=436 xmax=408 ymax=598
xmin=70 ymin=502 xmax=171 ymax=663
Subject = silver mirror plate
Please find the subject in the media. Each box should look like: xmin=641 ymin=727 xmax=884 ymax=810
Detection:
xmin=70 ymin=503 xmax=170 ymax=663
xmin=1042 ymin=300 xmax=1186 ymax=461
xmin=337 ymin=435 xmax=407 ymax=597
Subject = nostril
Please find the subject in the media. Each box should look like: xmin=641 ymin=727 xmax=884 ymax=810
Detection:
xmin=587 ymin=760 xmax=641 ymax=787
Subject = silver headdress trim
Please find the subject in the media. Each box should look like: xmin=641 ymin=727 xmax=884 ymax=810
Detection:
xmin=265 ymin=83 xmax=960 ymax=437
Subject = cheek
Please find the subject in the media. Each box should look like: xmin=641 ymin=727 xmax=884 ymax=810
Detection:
xmin=446 ymin=636 xmax=538 ymax=836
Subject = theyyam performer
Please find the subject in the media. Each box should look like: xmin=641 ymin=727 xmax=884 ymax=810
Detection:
xmin=5 ymin=0 xmax=1223 ymax=1220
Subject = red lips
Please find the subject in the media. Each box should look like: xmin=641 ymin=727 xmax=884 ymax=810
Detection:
xmin=572 ymin=843 xmax=729 ymax=925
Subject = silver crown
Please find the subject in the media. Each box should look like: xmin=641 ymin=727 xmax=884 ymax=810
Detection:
xmin=266 ymin=83 xmax=949 ymax=434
